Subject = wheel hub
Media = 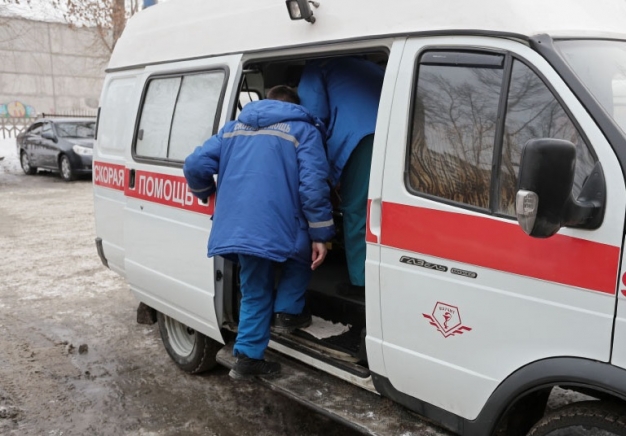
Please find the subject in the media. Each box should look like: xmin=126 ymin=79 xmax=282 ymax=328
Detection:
xmin=164 ymin=315 xmax=195 ymax=357
xmin=61 ymin=158 xmax=71 ymax=179
xmin=21 ymin=154 xmax=30 ymax=171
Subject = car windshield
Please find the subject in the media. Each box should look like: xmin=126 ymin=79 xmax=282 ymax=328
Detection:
xmin=55 ymin=122 xmax=96 ymax=138
xmin=556 ymin=39 xmax=626 ymax=135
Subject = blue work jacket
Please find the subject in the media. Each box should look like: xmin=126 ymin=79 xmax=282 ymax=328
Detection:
xmin=183 ymin=99 xmax=335 ymax=265
xmin=298 ymin=57 xmax=384 ymax=185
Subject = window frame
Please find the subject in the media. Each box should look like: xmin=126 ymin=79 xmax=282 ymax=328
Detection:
xmin=28 ymin=122 xmax=43 ymax=135
xmin=131 ymin=66 xmax=229 ymax=167
xmin=42 ymin=122 xmax=53 ymax=135
xmin=403 ymin=46 xmax=597 ymax=219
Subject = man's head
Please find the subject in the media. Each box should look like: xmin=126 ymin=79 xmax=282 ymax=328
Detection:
xmin=266 ymin=85 xmax=300 ymax=105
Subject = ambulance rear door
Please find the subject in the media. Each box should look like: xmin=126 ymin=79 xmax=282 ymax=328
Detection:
xmin=94 ymin=72 xmax=141 ymax=276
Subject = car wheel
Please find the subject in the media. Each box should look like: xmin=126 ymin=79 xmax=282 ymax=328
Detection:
xmin=20 ymin=151 xmax=37 ymax=175
xmin=157 ymin=312 xmax=221 ymax=374
xmin=527 ymin=401 xmax=626 ymax=436
xmin=59 ymin=154 xmax=75 ymax=181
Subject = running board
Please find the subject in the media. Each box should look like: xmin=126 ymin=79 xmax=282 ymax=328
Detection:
xmin=216 ymin=344 xmax=448 ymax=436
xmin=270 ymin=332 xmax=370 ymax=378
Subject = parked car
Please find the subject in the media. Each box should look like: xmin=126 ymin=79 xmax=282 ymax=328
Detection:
xmin=16 ymin=117 xmax=96 ymax=181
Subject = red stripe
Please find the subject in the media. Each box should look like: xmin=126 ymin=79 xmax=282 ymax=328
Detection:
xmin=93 ymin=162 xmax=214 ymax=215
xmin=93 ymin=161 xmax=125 ymax=191
xmin=366 ymin=199 xmax=378 ymax=243
xmin=381 ymin=202 xmax=620 ymax=294
xmin=125 ymin=169 xmax=215 ymax=215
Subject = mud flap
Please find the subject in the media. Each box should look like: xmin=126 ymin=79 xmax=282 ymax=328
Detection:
xmin=136 ymin=302 xmax=156 ymax=325
xmin=216 ymin=343 xmax=450 ymax=435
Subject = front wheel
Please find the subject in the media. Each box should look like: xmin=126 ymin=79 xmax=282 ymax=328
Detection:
xmin=527 ymin=401 xmax=626 ymax=436
xmin=59 ymin=154 xmax=75 ymax=181
xmin=156 ymin=312 xmax=221 ymax=374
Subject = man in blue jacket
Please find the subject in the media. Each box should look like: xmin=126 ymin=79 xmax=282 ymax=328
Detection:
xmin=184 ymin=86 xmax=335 ymax=379
xmin=298 ymin=56 xmax=384 ymax=297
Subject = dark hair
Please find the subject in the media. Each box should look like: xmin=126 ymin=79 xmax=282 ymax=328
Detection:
xmin=266 ymin=85 xmax=300 ymax=104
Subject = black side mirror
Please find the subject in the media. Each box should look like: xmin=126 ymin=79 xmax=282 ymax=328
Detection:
xmin=285 ymin=0 xmax=318 ymax=23
xmin=516 ymin=138 xmax=605 ymax=238
xmin=42 ymin=131 xmax=57 ymax=143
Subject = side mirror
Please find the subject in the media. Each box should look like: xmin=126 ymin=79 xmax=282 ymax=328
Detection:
xmin=42 ymin=131 xmax=57 ymax=142
xmin=285 ymin=0 xmax=318 ymax=23
xmin=516 ymin=138 xmax=605 ymax=238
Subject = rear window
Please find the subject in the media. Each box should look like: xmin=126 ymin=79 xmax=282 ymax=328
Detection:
xmin=56 ymin=122 xmax=96 ymax=138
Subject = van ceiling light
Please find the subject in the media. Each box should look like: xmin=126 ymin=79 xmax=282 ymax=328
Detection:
xmin=285 ymin=0 xmax=319 ymax=24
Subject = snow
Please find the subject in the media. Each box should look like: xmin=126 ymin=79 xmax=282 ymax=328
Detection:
xmin=0 ymin=2 xmax=66 ymax=23
xmin=0 ymin=1 xmax=158 ymax=24
xmin=0 ymin=138 xmax=20 ymax=175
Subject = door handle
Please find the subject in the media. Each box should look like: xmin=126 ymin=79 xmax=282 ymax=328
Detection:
xmin=368 ymin=197 xmax=382 ymax=243
xmin=128 ymin=169 xmax=136 ymax=189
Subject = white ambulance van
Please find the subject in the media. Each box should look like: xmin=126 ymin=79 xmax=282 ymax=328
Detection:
xmin=93 ymin=0 xmax=626 ymax=434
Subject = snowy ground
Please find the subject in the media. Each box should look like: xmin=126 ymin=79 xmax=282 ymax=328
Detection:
xmin=0 ymin=138 xmax=21 ymax=177
xmin=0 ymin=149 xmax=361 ymax=436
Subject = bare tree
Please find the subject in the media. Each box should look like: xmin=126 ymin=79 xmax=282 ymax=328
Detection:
xmin=53 ymin=0 xmax=141 ymax=52
xmin=3 ymin=0 xmax=141 ymax=52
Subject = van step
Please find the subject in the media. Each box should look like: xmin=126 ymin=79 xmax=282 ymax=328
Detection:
xmin=216 ymin=344 xmax=449 ymax=436
xmin=271 ymin=331 xmax=369 ymax=378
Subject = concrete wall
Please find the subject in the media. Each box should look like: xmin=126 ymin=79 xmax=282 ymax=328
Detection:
xmin=0 ymin=18 xmax=110 ymax=116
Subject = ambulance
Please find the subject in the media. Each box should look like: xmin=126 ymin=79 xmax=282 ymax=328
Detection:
xmin=92 ymin=0 xmax=626 ymax=434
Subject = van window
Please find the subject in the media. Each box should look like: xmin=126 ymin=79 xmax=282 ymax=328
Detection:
xmin=136 ymin=77 xmax=180 ymax=159
xmin=169 ymin=73 xmax=225 ymax=160
xmin=407 ymin=51 xmax=596 ymax=216
xmin=557 ymin=40 xmax=626 ymax=135
xmin=135 ymin=70 xmax=226 ymax=162
xmin=498 ymin=60 xmax=596 ymax=215
xmin=407 ymin=52 xmax=505 ymax=209
xmin=99 ymin=78 xmax=136 ymax=151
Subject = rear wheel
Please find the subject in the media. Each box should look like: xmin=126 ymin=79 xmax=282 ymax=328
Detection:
xmin=20 ymin=151 xmax=36 ymax=175
xmin=527 ymin=401 xmax=626 ymax=436
xmin=59 ymin=155 xmax=75 ymax=181
xmin=156 ymin=312 xmax=221 ymax=374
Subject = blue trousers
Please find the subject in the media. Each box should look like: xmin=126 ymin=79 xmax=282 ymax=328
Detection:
xmin=339 ymin=134 xmax=374 ymax=287
xmin=233 ymin=254 xmax=311 ymax=360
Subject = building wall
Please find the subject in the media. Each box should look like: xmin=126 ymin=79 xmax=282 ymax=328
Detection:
xmin=0 ymin=18 xmax=110 ymax=117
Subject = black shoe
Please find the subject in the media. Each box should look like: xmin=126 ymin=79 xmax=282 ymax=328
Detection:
xmin=272 ymin=311 xmax=312 ymax=334
xmin=229 ymin=356 xmax=281 ymax=380
xmin=336 ymin=282 xmax=365 ymax=298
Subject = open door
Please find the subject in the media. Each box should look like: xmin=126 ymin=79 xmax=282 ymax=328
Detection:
xmin=123 ymin=55 xmax=242 ymax=342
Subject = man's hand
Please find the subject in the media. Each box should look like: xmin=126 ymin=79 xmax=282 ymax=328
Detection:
xmin=311 ymin=242 xmax=328 ymax=271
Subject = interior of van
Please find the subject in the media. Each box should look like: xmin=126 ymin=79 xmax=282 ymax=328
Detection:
xmin=221 ymin=50 xmax=390 ymax=378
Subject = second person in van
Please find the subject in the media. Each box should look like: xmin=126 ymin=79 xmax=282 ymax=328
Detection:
xmin=298 ymin=56 xmax=384 ymax=297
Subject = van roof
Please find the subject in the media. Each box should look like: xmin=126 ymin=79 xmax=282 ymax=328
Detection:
xmin=109 ymin=0 xmax=626 ymax=70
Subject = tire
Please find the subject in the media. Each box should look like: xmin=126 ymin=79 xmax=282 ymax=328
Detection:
xmin=20 ymin=151 xmax=37 ymax=175
xmin=59 ymin=155 xmax=75 ymax=181
xmin=156 ymin=312 xmax=221 ymax=374
xmin=527 ymin=401 xmax=626 ymax=436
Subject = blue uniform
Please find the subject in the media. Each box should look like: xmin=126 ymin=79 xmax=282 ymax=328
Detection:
xmin=298 ymin=57 xmax=384 ymax=185
xmin=298 ymin=57 xmax=383 ymax=287
xmin=184 ymin=99 xmax=335 ymax=359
